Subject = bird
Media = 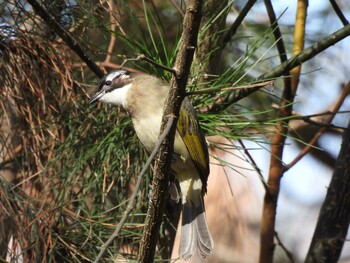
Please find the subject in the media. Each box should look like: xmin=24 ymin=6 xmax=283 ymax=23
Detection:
xmin=89 ymin=69 xmax=213 ymax=260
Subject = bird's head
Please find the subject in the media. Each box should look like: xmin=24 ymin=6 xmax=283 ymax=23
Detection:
xmin=89 ymin=69 xmax=133 ymax=106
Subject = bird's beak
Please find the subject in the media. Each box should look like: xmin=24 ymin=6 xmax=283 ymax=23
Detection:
xmin=89 ymin=90 xmax=105 ymax=104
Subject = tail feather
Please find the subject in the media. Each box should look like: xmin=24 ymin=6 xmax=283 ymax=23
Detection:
xmin=195 ymin=211 xmax=213 ymax=258
xmin=180 ymin=215 xmax=197 ymax=260
xmin=179 ymin=199 xmax=213 ymax=260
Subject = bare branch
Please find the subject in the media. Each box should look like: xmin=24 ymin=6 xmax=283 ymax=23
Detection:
xmin=264 ymin=0 xmax=289 ymax=64
xmin=27 ymin=0 xmax=104 ymax=78
xmin=104 ymin=0 xmax=117 ymax=64
xmin=121 ymin=54 xmax=176 ymax=74
xmin=274 ymin=231 xmax=295 ymax=263
xmin=260 ymin=1 xmax=307 ymax=262
xmin=238 ymin=139 xmax=269 ymax=191
xmin=329 ymin=0 xmax=349 ymax=26
xmin=169 ymin=0 xmax=185 ymax=17
xmin=284 ymin=81 xmax=350 ymax=172
xmin=187 ymin=80 xmax=274 ymax=96
xmin=209 ymin=23 xmax=350 ymax=113
xmin=221 ymin=0 xmax=258 ymax=49
xmin=305 ymin=117 xmax=350 ymax=263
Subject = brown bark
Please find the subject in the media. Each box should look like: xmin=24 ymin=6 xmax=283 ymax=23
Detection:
xmin=260 ymin=1 xmax=308 ymax=262
xmin=305 ymin=118 xmax=350 ymax=262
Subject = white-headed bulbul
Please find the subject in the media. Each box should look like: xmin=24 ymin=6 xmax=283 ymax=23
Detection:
xmin=89 ymin=69 xmax=213 ymax=260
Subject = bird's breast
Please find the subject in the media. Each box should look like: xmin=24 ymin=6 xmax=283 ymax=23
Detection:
xmin=132 ymin=114 xmax=162 ymax=152
xmin=132 ymin=113 xmax=193 ymax=169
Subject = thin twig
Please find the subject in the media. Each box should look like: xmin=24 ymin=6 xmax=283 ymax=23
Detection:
xmin=296 ymin=110 xmax=350 ymax=120
xmin=293 ymin=109 xmax=350 ymax=131
xmin=264 ymin=0 xmax=289 ymax=64
xmin=272 ymin=105 xmax=350 ymax=130
xmin=12 ymin=170 xmax=43 ymax=189
xmin=329 ymin=0 xmax=349 ymax=26
xmin=56 ymin=235 xmax=92 ymax=262
xmin=237 ymin=139 xmax=269 ymax=191
xmin=104 ymin=0 xmax=117 ymax=64
xmin=284 ymin=81 xmax=350 ymax=172
xmin=95 ymin=61 xmax=143 ymax=74
xmin=274 ymin=231 xmax=295 ymax=263
xmin=221 ymin=0 xmax=258 ymax=49
xmin=187 ymin=80 xmax=274 ymax=96
xmin=93 ymin=118 xmax=174 ymax=263
xmin=121 ymin=54 xmax=176 ymax=74
xmin=296 ymin=117 xmax=348 ymax=131
xmin=169 ymin=0 xmax=185 ymax=17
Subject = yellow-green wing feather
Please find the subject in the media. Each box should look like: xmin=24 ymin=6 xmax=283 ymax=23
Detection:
xmin=177 ymin=99 xmax=210 ymax=191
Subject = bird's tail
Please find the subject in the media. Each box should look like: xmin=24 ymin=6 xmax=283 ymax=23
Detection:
xmin=179 ymin=189 xmax=213 ymax=260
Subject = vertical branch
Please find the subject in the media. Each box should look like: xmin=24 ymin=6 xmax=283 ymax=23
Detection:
xmin=290 ymin=0 xmax=308 ymax=94
xmin=104 ymin=0 xmax=117 ymax=64
xmin=304 ymin=118 xmax=350 ymax=263
xmin=263 ymin=0 xmax=292 ymax=94
xmin=137 ymin=1 xmax=203 ymax=262
xmin=259 ymin=1 xmax=308 ymax=263
xmin=264 ymin=0 xmax=288 ymax=63
xmin=221 ymin=0 xmax=258 ymax=49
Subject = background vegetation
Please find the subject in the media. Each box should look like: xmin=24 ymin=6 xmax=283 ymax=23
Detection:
xmin=0 ymin=0 xmax=349 ymax=262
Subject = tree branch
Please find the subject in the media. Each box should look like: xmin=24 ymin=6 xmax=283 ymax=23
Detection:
xmin=27 ymin=0 xmax=104 ymax=78
xmin=137 ymin=1 xmax=203 ymax=262
xmin=238 ymin=139 xmax=269 ymax=191
xmin=284 ymin=81 xmax=350 ymax=172
xmin=305 ymin=117 xmax=350 ymax=263
xmin=274 ymin=231 xmax=295 ymax=263
xmin=121 ymin=54 xmax=176 ymax=74
xmin=104 ymin=0 xmax=117 ymax=64
xmin=329 ymin=0 xmax=349 ymax=26
xmin=221 ymin=0 xmax=258 ymax=49
xmin=209 ymin=23 xmax=350 ymax=113
xmin=259 ymin=23 xmax=350 ymax=80
xmin=264 ymin=0 xmax=289 ymax=64
xmin=187 ymin=80 xmax=273 ymax=96
xmin=260 ymin=1 xmax=307 ymax=262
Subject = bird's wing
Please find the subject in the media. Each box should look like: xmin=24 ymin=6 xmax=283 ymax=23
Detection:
xmin=177 ymin=98 xmax=210 ymax=191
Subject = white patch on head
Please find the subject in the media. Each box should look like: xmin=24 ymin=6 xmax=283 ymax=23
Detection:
xmin=99 ymin=83 xmax=132 ymax=107
xmin=105 ymin=70 xmax=126 ymax=82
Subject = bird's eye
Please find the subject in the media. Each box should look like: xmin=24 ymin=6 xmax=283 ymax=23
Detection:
xmin=105 ymin=80 xmax=112 ymax=86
